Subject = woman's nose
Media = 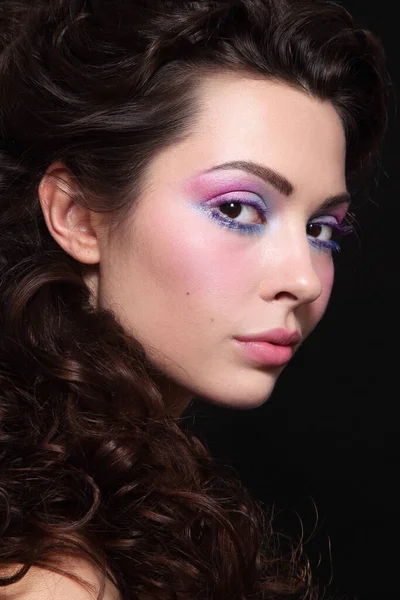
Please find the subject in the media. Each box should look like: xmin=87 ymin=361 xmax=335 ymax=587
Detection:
xmin=258 ymin=234 xmax=323 ymax=306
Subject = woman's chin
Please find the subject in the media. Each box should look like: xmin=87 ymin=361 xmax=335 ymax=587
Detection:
xmin=194 ymin=369 xmax=282 ymax=410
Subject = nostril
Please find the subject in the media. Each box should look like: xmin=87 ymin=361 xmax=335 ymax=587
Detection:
xmin=274 ymin=291 xmax=298 ymax=301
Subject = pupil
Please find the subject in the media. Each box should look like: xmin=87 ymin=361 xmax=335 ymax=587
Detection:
xmin=307 ymin=223 xmax=321 ymax=237
xmin=221 ymin=202 xmax=241 ymax=219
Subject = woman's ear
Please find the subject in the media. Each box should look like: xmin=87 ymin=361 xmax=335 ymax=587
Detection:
xmin=38 ymin=161 xmax=101 ymax=265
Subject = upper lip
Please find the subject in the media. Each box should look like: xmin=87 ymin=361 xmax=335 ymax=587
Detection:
xmin=234 ymin=328 xmax=302 ymax=346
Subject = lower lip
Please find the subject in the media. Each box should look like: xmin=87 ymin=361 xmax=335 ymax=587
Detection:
xmin=233 ymin=339 xmax=293 ymax=367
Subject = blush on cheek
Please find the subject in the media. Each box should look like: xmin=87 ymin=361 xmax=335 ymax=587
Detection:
xmin=171 ymin=241 xmax=257 ymax=313
xmin=319 ymin=261 xmax=335 ymax=310
xmin=302 ymin=260 xmax=335 ymax=338
xmin=146 ymin=200 xmax=258 ymax=303
xmin=137 ymin=208 xmax=251 ymax=315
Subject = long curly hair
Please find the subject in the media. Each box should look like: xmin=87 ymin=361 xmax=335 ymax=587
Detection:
xmin=0 ymin=0 xmax=389 ymax=598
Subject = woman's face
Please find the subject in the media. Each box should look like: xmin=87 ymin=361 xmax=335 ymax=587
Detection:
xmin=97 ymin=74 xmax=348 ymax=412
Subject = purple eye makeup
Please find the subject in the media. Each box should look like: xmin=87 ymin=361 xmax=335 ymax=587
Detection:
xmin=184 ymin=167 xmax=352 ymax=252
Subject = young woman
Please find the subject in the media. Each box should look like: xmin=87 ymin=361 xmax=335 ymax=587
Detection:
xmin=0 ymin=0 xmax=388 ymax=598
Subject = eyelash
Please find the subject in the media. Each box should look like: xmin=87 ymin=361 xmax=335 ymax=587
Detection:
xmin=205 ymin=199 xmax=353 ymax=253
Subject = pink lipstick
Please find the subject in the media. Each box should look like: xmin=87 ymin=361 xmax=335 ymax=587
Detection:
xmin=233 ymin=328 xmax=301 ymax=367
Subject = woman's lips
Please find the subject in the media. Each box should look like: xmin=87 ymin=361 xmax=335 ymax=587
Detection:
xmin=233 ymin=328 xmax=301 ymax=367
xmin=233 ymin=339 xmax=294 ymax=367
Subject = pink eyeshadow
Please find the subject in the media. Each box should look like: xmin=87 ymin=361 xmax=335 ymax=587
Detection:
xmin=183 ymin=171 xmax=268 ymax=202
xmin=331 ymin=205 xmax=350 ymax=224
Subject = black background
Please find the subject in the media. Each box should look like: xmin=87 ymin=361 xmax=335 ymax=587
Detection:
xmin=184 ymin=1 xmax=399 ymax=598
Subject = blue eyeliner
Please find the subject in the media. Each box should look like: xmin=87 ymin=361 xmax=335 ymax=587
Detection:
xmin=192 ymin=194 xmax=354 ymax=252
xmin=205 ymin=204 xmax=266 ymax=236
xmin=307 ymin=220 xmax=354 ymax=253
xmin=192 ymin=192 xmax=269 ymax=236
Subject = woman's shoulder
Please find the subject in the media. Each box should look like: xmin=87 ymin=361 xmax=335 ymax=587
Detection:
xmin=0 ymin=559 xmax=121 ymax=599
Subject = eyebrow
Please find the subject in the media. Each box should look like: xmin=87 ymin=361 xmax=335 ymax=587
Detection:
xmin=204 ymin=160 xmax=351 ymax=210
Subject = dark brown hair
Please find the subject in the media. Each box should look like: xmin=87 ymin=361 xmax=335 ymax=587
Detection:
xmin=0 ymin=0 xmax=389 ymax=598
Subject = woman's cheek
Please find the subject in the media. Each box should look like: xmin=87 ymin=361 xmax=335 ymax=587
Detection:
xmin=145 ymin=205 xmax=256 ymax=300
xmin=317 ymin=259 xmax=335 ymax=314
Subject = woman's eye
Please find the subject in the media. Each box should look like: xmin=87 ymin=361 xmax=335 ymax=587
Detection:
xmin=196 ymin=194 xmax=268 ymax=236
xmin=217 ymin=201 xmax=265 ymax=225
xmin=306 ymin=221 xmax=333 ymax=242
xmin=306 ymin=216 xmax=354 ymax=253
